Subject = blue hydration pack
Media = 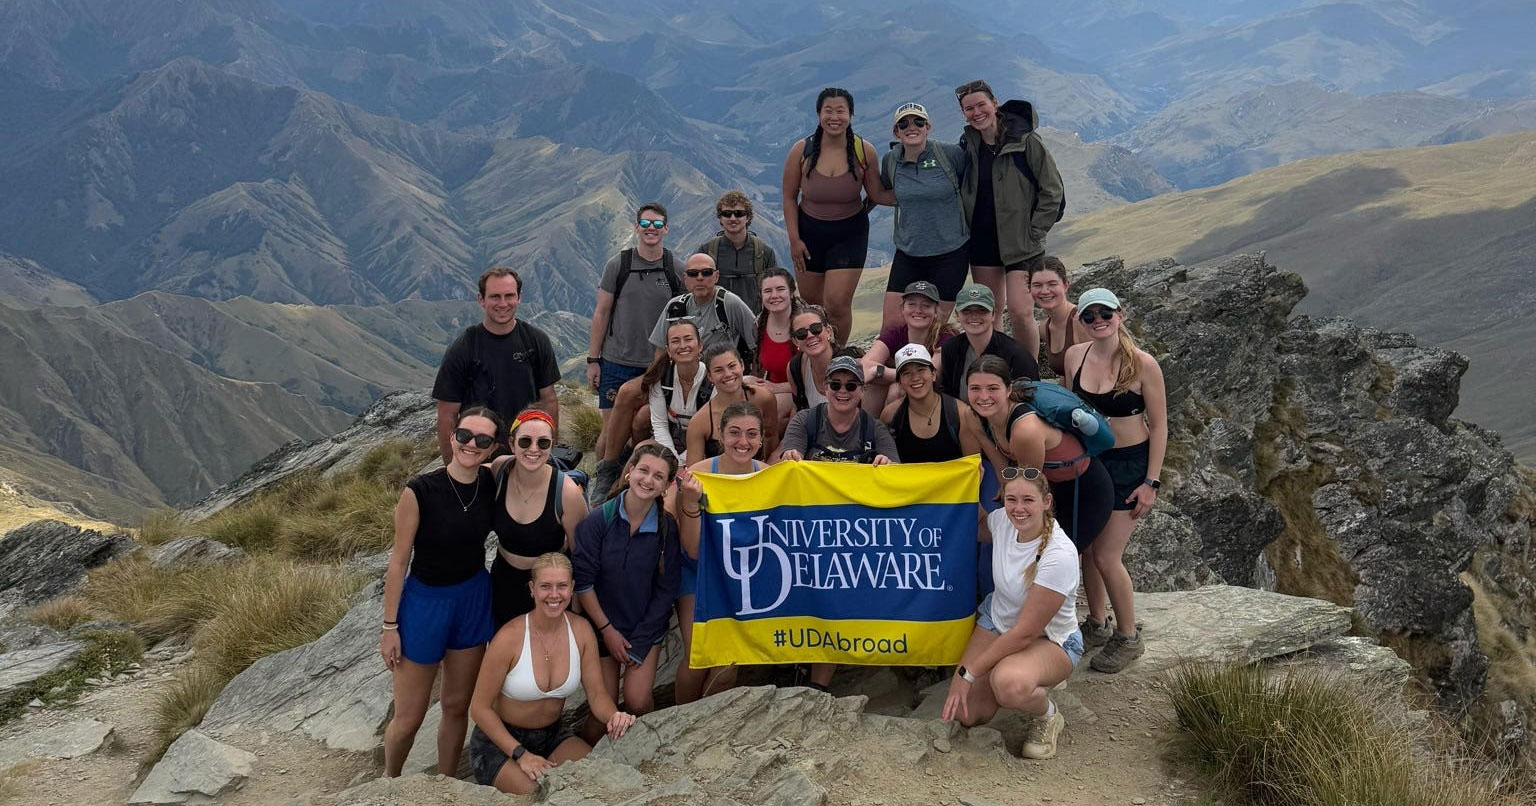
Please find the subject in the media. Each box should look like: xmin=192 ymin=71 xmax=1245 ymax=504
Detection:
xmin=1013 ymin=381 xmax=1115 ymax=463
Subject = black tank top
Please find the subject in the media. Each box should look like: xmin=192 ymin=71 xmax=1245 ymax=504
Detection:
xmin=891 ymin=394 xmax=963 ymax=463
xmin=493 ymin=465 xmax=565 ymax=559
xmin=405 ymin=467 xmax=495 ymax=586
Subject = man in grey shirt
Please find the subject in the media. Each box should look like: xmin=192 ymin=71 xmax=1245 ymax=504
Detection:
xmin=780 ymin=355 xmax=899 ymax=465
xmin=649 ymin=253 xmax=757 ymax=364
xmin=696 ymin=190 xmax=779 ymax=313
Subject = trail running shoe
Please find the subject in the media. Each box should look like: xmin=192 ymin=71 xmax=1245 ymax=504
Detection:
xmin=1080 ymin=615 xmax=1114 ymax=648
xmin=1022 ymin=709 xmax=1066 ymax=759
xmin=1089 ymin=628 xmax=1145 ymax=674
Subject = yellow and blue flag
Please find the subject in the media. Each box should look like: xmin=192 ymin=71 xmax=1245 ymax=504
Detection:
xmin=691 ymin=457 xmax=980 ymax=667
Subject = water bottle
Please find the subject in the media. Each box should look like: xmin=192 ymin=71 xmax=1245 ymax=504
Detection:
xmin=1070 ymin=407 xmax=1100 ymax=437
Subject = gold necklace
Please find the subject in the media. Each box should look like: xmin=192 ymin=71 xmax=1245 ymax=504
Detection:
xmin=909 ymin=396 xmax=940 ymax=426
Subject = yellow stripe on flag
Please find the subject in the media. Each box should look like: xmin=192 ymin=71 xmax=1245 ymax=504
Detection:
xmin=697 ymin=455 xmax=980 ymax=512
xmin=690 ymin=615 xmax=976 ymax=667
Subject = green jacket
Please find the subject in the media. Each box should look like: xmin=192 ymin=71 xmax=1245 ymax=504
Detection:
xmin=959 ymin=99 xmax=1065 ymax=266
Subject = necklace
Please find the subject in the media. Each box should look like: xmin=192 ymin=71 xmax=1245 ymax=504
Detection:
xmin=514 ymin=467 xmax=545 ymax=505
xmin=909 ymin=397 xmax=940 ymax=426
xmin=531 ymin=622 xmax=556 ymax=662
xmin=448 ymin=471 xmax=480 ymax=513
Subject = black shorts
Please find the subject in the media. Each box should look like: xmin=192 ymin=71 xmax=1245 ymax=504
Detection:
xmin=798 ymin=208 xmax=869 ymax=273
xmin=968 ymin=229 xmax=1041 ymax=274
xmin=469 ymin=719 xmax=577 ymax=784
xmin=887 ymin=246 xmax=970 ymax=300
xmin=1098 ymin=441 xmax=1150 ymax=511
xmin=1048 ymin=458 xmax=1114 ymax=551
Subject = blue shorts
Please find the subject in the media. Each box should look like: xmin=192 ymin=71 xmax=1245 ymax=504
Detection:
xmin=399 ymin=571 xmax=495 ymax=665
xmin=598 ymin=359 xmax=646 ymax=410
xmin=976 ymin=593 xmax=1085 ymax=668
xmin=678 ymin=553 xmax=698 ymax=599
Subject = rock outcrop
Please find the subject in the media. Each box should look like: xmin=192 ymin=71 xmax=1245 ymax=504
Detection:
xmin=0 ymin=520 xmax=134 ymax=617
xmin=129 ymin=729 xmax=255 ymax=804
xmin=0 ymin=717 xmax=114 ymax=770
xmin=148 ymin=536 xmax=247 ymax=568
xmin=1081 ymin=254 xmax=1536 ymax=720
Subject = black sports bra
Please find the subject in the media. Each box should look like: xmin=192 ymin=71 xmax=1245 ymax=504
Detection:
xmin=1071 ymin=353 xmax=1145 ymax=418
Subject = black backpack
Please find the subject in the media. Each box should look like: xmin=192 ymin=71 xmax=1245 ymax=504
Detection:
xmin=609 ymin=248 xmax=680 ymax=336
xmin=804 ymin=403 xmax=879 ymax=464
xmin=664 ymin=293 xmax=756 ymax=369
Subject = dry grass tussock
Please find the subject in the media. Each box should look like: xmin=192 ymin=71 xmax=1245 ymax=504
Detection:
xmin=24 ymin=595 xmax=94 ymax=630
xmin=565 ymin=402 xmax=604 ymax=455
xmin=1162 ymin=662 xmax=1523 ymax=806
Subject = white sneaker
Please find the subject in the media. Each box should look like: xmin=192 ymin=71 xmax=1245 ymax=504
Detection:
xmin=1022 ymin=709 xmax=1065 ymax=759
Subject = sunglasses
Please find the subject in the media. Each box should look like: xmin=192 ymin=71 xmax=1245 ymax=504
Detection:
xmin=637 ymin=218 xmax=666 ymax=229
xmin=827 ymin=380 xmax=862 ymax=392
xmin=954 ymin=79 xmax=992 ymax=99
xmin=516 ymin=435 xmax=553 ymax=451
xmin=685 ymin=268 xmax=717 ymax=278
xmin=1080 ymin=308 xmax=1117 ymax=324
xmin=896 ymin=118 xmax=928 ymax=130
xmin=791 ymin=321 xmax=827 ymax=340
xmin=453 ymin=428 xmax=495 ymax=449
xmin=1000 ymin=466 xmax=1044 ymax=481
xmin=718 ymin=209 xmax=749 ymax=219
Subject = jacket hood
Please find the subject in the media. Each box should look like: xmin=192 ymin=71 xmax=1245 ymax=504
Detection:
xmin=999 ymin=99 xmax=1038 ymax=136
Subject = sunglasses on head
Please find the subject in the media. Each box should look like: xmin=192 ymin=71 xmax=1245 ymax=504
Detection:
xmin=684 ymin=268 xmax=716 ymax=278
xmin=637 ymin=218 xmax=666 ymax=229
xmin=827 ymin=379 xmax=861 ymax=392
xmin=954 ymin=79 xmax=992 ymax=99
xmin=718 ymin=209 xmax=749 ymax=219
xmin=791 ymin=321 xmax=827 ymax=340
xmin=1000 ymin=466 xmax=1044 ymax=481
xmin=453 ymin=428 xmax=495 ymax=449
xmin=516 ymin=435 xmax=553 ymax=451
xmin=896 ymin=117 xmax=928 ymax=130
xmin=1080 ymin=308 xmax=1117 ymax=324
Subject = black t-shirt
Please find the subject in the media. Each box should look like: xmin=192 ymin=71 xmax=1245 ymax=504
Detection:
xmin=406 ymin=467 xmax=495 ymax=586
xmin=972 ymin=145 xmax=998 ymax=246
xmin=940 ymin=330 xmax=1040 ymax=399
xmin=432 ymin=322 xmax=560 ymax=426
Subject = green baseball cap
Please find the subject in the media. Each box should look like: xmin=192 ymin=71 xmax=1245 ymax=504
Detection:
xmin=956 ymin=283 xmax=995 ymax=312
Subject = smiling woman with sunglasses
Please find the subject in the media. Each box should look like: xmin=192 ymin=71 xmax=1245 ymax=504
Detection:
xmin=878 ymin=102 xmax=971 ymax=330
xmin=381 ymin=406 xmax=503 ymax=779
xmin=783 ymin=304 xmax=837 ymax=418
xmin=487 ymin=410 xmax=590 ymax=628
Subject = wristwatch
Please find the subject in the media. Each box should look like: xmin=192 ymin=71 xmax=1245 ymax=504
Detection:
xmin=511 ymin=745 xmax=526 ymax=761
xmin=1145 ymin=477 xmax=1161 ymax=490
xmin=956 ymin=666 xmax=976 ymax=683
xmin=586 ymin=356 xmax=601 ymax=364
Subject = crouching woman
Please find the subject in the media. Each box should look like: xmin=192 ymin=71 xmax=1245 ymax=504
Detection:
xmin=941 ymin=467 xmax=1084 ymax=760
xmin=467 ymin=553 xmax=635 ymax=793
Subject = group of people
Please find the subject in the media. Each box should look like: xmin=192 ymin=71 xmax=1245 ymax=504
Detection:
xmin=392 ymin=80 xmax=1168 ymax=791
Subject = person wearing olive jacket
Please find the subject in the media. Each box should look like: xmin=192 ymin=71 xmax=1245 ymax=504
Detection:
xmin=955 ymin=80 xmax=1065 ymax=362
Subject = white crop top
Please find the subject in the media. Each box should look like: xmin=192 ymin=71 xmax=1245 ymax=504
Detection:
xmin=501 ymin=614 xmax=582 ymax=701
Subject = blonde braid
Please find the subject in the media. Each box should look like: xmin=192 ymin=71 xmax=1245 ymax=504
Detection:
xmin=1024 ymin=509 xmax=1055 ymax=587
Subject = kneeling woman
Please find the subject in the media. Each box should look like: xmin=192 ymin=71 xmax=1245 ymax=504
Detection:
xmin=942 ymin=468 xmax=1083 ymax=759
xmin=468 ymin=554 xmax=635 ymax=794
xmin=573 ymin=443 xmax=682 ymax=741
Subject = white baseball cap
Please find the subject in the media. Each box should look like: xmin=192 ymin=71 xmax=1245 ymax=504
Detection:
xmin=894 ymin=343 xmax=935 ymax=373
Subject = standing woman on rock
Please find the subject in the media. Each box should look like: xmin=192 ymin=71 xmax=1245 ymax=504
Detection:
xmin=954 ymin=79 xmax=1065 ymax=360
xmin=467 ymin=553 xmax=635 ymax=794
xmin=572 ymin=442 xmax=682 ymax=741
xmin=488 ymin=410 xmax=589 ymax=628
xmin=672 ymin=401 xmax=768 ymax=703
xmin=942 ymin=467 xmax=1083 ymax=760
xmin=1062 ymin=288 xmax=1167 ymax=674
xmin=1030 ymin=257 xmax=1090 ymax=378
xmin=687 ymin=344 xmax=778 ymax=461
xmin=380 ymin=407 xmax=501 ymax=778
xmin=782 ymin=87 xmax=892 ymax=345
xmin=879 ymin=102 xmax=971 ymax=330
xmin=966 ymin=355 xmax=1112 ymax=552
xmin=754 ymin=268 xmax=801 ymax=434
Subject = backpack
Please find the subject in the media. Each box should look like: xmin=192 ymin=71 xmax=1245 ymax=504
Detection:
xmin=1010 ymin=148 xmax=1065 ymax=225
xmin=664 ymin=292 xmax=756 ymax=369
xmin=804 ymin=403 xmax=879 ymax=464
xmin=609 ymin=248 xmax=680 ymax=336
xmin=978 ymin=382 xmax=1113 ymax=467
xmin=494 ymin=460 xmax=575 ymax=522
xmin=702 ymin=232 xmax=769 ymax=281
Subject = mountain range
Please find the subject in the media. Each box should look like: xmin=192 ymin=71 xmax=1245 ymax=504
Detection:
xmin=0 ymin=0 xmax=1533 ymax=520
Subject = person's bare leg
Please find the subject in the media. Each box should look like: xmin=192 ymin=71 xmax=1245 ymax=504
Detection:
xmin=798 ymin=270 xmax=825 ymax=308
xmin=582 ymin=657 xmax=623 ymax=744
xmin=880 ymin=291 xmax=903 ymax=332
xmin=971 ymin=266 xmax=1004 ymax=317
xmin=822 ymin=268 xmax=863 ymax=346
xmin=1005 ymin=270 xmax=1040 ymax=359
xmin=435 ymin=645 xmax=485 ymax=776
xmin=1091 ymin=512 xmax=1138 ymax=636
xmin=809 ymin=663 xmax=835 ymax=689
xmin=621 ymin=647 xmax=663 ymax=715
xmin=600 ymin=378 xmax=645 ymax=462
xmin=382 ymin=658 xmax=437 ymax=776
xmin=990 ymin=640 xmax=1072 ymax=715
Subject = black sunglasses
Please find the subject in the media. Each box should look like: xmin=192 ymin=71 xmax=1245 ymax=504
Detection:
xmin=1080 ymin=308 xmax=1117 ymax=324
xmin=827 ymin=380 xmax=862 ymax=392
xmin=453 ymin=428 xmax=495 ymax=449
xmin=896 ymin=118 xmax=928 ymax=130
xmin=791 ymin=321 xmax=827 ymax=340
xmin=685 ymin=268 xmax=717 ymax=278
xmin=718 ymin=209 xmax=749 ymax=219
xmin=516 ymin=435 xmax=553 ymax=451
xmin=1000 ymin=466 xmax=1044 ymax=481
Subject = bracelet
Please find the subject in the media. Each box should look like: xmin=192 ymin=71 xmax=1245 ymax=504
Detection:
xmin=382 ymin=623 xmax=399 ymax=631
xmin=595 ymin=621 xmax=611 ymax=632
xmin=586 ymin=356 xmax=601 ymax=364
xmin=681 ymin=507 xmax=701 ymax=518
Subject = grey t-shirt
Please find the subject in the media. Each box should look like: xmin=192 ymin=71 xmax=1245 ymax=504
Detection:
xmin=648 ymin=288 xmax=757 ymax=357
xmin=781 ymin=406 xmax=900 ymax=463
xmin=599 ymin=249 xmax=681 ymax=367
xmin=696 ymin=235 xmax=779 ymax=313
xmin=882 ymin=141 xmax=969 ymax=257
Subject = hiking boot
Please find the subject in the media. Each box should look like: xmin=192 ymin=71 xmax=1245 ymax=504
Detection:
xmin=588 ymin=459 xmax=621 ymax=506
xmin=1080 ymin=615 xmax=1114 ymax=648
xmin=1090 ymin=628 xmax=1145 ymax=674
xmin=1022 ymin=708 xmax=1065 ymax=759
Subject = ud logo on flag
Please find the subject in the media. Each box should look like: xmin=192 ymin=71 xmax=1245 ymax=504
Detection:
xmin=691 ymin=457 xmax=980 ymax=667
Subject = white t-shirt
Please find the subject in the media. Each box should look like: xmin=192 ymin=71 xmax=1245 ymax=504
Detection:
xmin=986 ymin=509 xmax=1079 ymax=646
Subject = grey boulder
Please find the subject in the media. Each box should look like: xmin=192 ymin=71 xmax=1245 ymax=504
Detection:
xmin=129 ymin=729 xmax=255 ymax=804
xmin=148 ymin=536 xmax=246 ymax=568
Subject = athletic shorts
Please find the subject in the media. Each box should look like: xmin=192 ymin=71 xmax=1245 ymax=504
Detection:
xmin=597 ymin=359 xmax=646 ymax=410
xmin=888 ymin=246 xmax=970 ymax=300
xmin=469 ymin=719 xmax=577 ymax=784
xmin=798 ymin=208 xmax=869 ymax=273
xmin=1099 ymin=441 xmax=1151 ymax=511
xmin=968 ymin=228 xmax=1042 ymax=274
xmin=1045 ymin=458 xmax=1114 ymax=552
xmin=398 ymin=571 xmax=495 ymax=665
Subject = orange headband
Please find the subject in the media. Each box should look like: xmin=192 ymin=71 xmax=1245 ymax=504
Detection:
xmin=510 ymin=409 xmax=555 ymax=434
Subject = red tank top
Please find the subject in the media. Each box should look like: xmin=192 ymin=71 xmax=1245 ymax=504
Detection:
xmin=1043 ymin=432 xmax=1090 ymax=484
xmin=758 ymin=333 xmax=795 ymax=384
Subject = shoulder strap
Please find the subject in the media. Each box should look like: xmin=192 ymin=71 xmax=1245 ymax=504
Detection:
xmin=942 ymin=394 xmax=960 ymax=445
xmin=880 ymin=149 xmax=896 ymax=191
xmin=608 ymin=250 xmax=636 ymax=336
xmin=807 ymin=403 xmax=825 ymax=448
xmin=550 ymin=467 xmax=565 ymax=522
xmin=749 ymin=235 xmax=768 ymax=277
xmin=933 ymin=145 xmax=961 ymax=195
xmin=703 ymin=237 xmax=720 ymax=264
xmin=661 ymin=249 xmax=681 ymax=296
xmin=858 ymin=411 xmax=877 ymax=462
xmin=854 ymin=136 xmax=867 ymax=168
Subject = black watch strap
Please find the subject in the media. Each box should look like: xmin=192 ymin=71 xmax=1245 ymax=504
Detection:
xmin=511 ymin=744 xmax=526 ymax=761
xmin=586 ymin=356 xmax=601 ymax=364
xmin=1145 ymin=477 xmax=1161 ymax=490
